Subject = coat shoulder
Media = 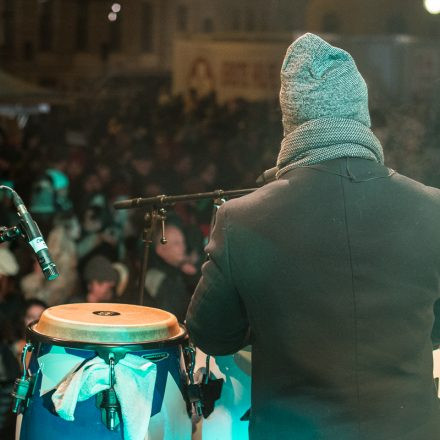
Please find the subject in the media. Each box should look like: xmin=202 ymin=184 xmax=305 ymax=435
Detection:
xmin=390 ymin=171 xmax=440 ymax=204
xmin=223 ymin=180 xmax=289 ymax=216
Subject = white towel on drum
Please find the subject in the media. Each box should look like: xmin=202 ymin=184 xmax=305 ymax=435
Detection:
xmin=51 ymin=353 xmax=157 ymax=440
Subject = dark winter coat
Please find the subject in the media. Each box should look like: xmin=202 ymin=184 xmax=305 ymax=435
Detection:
xmin=186 ymin=157 xmax=440 ymax=439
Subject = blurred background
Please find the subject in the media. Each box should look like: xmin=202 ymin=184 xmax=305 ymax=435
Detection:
xmin=0 ymin=1 xmax=440 ymax=437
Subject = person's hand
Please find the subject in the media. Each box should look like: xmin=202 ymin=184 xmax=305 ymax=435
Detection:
xmin=100 ymin=227 xmax=118 ymax=246
xmin=180 ymin=262 xmax=197 ymax=275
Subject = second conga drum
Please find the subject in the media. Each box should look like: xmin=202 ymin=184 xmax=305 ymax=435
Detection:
xmin=193 ymin=348 xmax=251 ymax=440
xmin=15 ymin=303 xmax=192 ymax=440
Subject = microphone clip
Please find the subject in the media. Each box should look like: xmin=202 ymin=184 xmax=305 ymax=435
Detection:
xmin=0 ymin=225 xmax=23 ymax=244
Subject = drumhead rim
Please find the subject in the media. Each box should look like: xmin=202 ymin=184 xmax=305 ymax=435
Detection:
xmin=26 ymin=322 xmax=188 ymax=349
xmin=32 ymin=303 xmax=183 ymax=344
xmin=37 ymin=303 xmax=179 ymax=328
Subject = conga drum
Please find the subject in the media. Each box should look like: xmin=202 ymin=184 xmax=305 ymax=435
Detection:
xmin=434 ymin=348 xmax=440 ymax=397
xmin=194 ymin=348 xmax=251 ymax=440
xmin=14 ymin=303 xmax=192 ymax=440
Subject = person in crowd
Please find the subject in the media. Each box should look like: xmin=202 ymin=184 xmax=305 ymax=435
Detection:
xmin=0 ymin=246 xmax=22 ymax=440
xmin=26 ymin=148 xmax=71 ymax=232
xmin=27 ymin=171 xmax=58 ymax=238
xmin=76 ymin=201 xmax=119 ymax=272
xmin=0 ymin=309 xmax=20 ymax=440
xmin=74 ymin=171 xmax=106 ymax=218
xmin=20 ymin=211 xmax=80 ymax=306
xmin=145 ymin=223 xmax=197 ymax=322
xmin=186 ymin=33 xmax=440 ymax=439
xmin=12 ymin=298 xmax=48 ymax=365
xmin=70 ymin=254 xmax=119 ymax=303
xmin=22 ymin=298 xmax=47 ymax=327
xmin=128 ymin=144 xmax=156 ymax=196
xmin=0 ymin=245 xmax=23 ymax=337
xmin=44 ymin=168 xmax=73 ymax=213
xmin=0 ymin=181 xmax=17 ymax=229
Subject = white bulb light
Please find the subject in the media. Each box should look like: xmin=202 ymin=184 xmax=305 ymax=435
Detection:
xmin=112 ymin=3 xmax=121 ymax=13
xmin=108 ymin=12 xmax=117 ymax=21
xmin=424 ymin=0 xmax=440 ymax=14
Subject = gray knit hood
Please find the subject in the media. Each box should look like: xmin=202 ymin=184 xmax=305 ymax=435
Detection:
xmin=277 ymin=33 xmax=384 ymax=176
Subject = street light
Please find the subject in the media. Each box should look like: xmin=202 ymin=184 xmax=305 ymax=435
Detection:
xmin=424 ymin=0 xmax=440 ymax=14
xmin=112 ymin=3 xmax=121 ymax=13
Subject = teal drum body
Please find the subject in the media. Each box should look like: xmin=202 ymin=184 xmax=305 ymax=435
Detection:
xmin=14 ymin=303 xmax=192 ymax=440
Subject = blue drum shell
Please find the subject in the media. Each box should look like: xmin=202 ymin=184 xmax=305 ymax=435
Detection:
xmin=18 ymin=327 xmax=188 ymax=440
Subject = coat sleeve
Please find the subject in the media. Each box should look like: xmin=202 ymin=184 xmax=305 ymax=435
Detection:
xmin=185 ymin=204 xmax=250 ymax=355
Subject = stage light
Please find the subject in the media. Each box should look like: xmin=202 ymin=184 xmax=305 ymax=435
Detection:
xmin=108 ymin=12 xmax=117 ymax=21
xmin=112 ymin=3 xmax=121 ymax=13
xmin=424 ymin=0 xmax=440 ymax=14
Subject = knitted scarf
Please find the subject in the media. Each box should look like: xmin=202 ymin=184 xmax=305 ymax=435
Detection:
xmin=276 ymin=118 xmax=384 ymax=178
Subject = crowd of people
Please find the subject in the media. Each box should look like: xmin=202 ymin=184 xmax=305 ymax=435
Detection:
xmin=0 ymin=79 xmax=439 ymax=437
xmin=0 ymin=87 xmax=282 ymax=437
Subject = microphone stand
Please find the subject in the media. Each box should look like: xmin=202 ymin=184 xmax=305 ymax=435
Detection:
xmin=137 ymin=207 xmax=167 ymax=306
xmin=113 ymin=188 xmax=257 ymax=210
xmin=115 ymin=187 xmax=257 ymax=419
xmin=113 ymin=188 xmax=257 ymax=306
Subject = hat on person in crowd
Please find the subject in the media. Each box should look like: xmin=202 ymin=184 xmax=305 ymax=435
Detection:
xmin=46 ymin=168 xmax=73 ymax=212
xmin=29 ymin=174 xmax=57 ymax=214
xmin=0 ymin=246 xmax=19 ymax=277
xmin=83 ymin=255 xmax=119 ymax=283
xmin=279 ymin=32 xmax=371 ymax=137
xmin=45 ymin=169 xmax=69 ymax=191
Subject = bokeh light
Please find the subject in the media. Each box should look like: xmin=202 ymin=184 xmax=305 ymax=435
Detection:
xmin=424 ymin=0 xmax=440 ymax=14
xmin=112 ymin=3 xmax=122 ymax=13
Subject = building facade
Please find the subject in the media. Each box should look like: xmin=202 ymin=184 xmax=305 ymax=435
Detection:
xmin=0 ymin=0 xmax=438 ymax=90
xmin=1 ymin=0 xmax=181 ymax=89
xmin=306 ymin=0 xmax=440 ymax=37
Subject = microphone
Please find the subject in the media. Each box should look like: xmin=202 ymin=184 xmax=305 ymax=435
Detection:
xmin=12 ymin=193 xmax=59 ymax=281
xmin=256 ymin=166 xmax=278 ymax=186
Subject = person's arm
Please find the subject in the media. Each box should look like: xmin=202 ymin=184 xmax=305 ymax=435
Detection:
xmin=76 ymin=233 xmax=101 ymax=259
xmin=186 ymin=204 xmax=249 ymax=355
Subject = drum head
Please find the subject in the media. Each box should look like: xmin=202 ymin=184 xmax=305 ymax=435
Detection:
xmin=32 ymin=303 xmax=184 ymax=344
